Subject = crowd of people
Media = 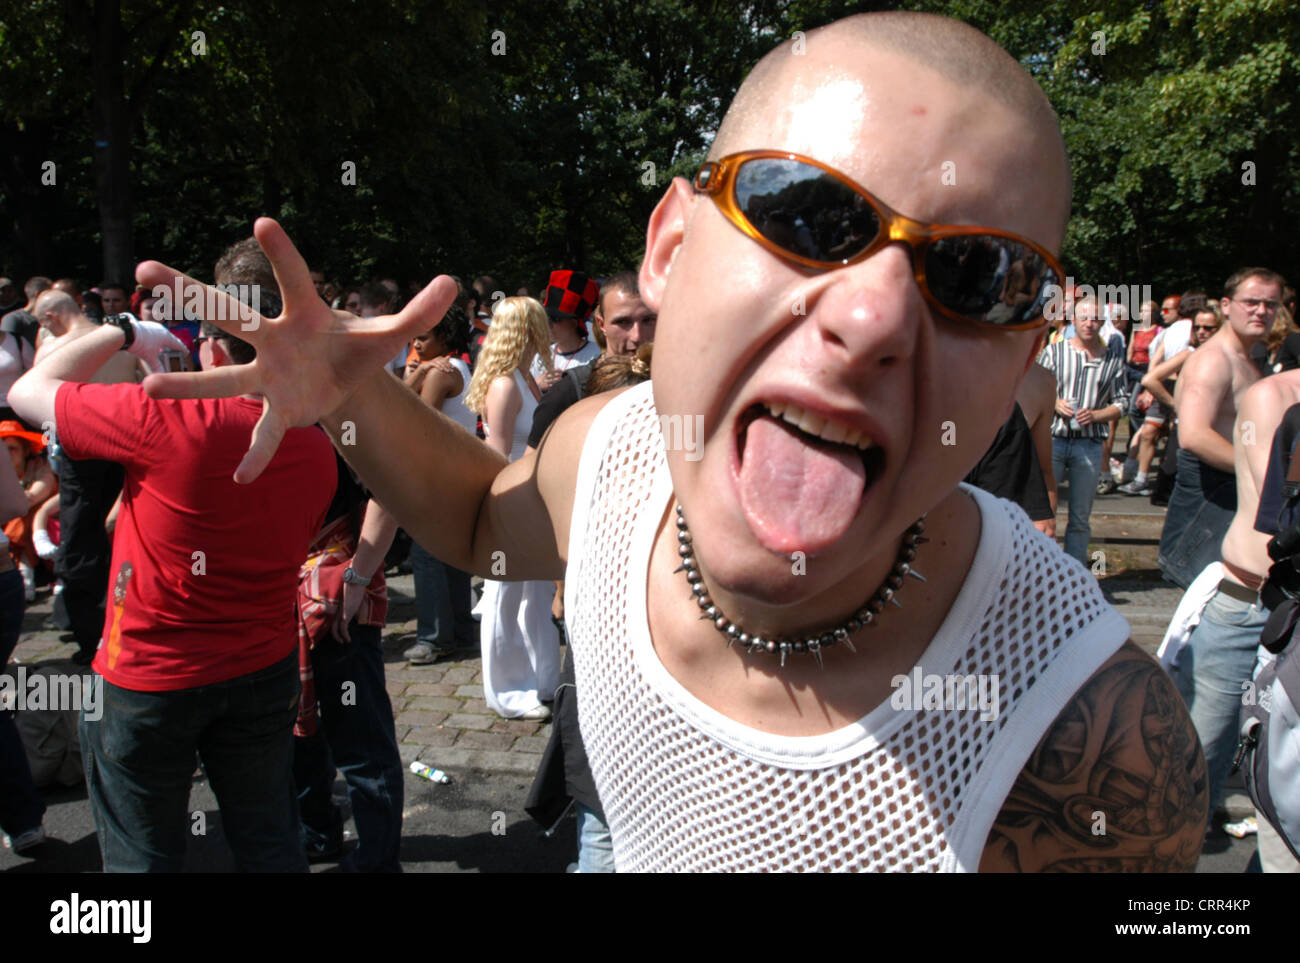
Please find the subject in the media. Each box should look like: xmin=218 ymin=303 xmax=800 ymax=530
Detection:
xmin=0 ymin=246 xmax=658 ymax=869
xmin=0 ymin=10 xmax=1295 ymax=874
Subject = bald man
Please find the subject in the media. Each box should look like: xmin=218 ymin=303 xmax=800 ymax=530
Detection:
xmin=140 ymin=12 xmax=1205 ymax=871
xmin=29 ymin=290 xmax=147 ymax=663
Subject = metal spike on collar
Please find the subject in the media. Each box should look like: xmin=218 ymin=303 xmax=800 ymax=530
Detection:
xmin=672 ymin=504 xmax=927 ymax=668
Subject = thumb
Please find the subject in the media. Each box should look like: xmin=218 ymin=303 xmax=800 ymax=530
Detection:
xmin=392 ymin=276 xmax=460 ymax=338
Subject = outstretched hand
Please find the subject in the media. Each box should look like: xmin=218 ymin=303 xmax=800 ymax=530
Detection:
xmin=138 ymin=218 xmax=458 ymax=483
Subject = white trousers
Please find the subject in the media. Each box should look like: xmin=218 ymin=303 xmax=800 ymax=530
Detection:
xmin=477 ymin=579 xmax=561 ymax=718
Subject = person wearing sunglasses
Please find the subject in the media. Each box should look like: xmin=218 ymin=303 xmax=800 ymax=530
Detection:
xmin=137 ymin=12 xmax=1205 ymax=872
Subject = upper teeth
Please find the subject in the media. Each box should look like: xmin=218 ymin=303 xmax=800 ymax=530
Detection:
xmin=763 ymin=401 xmax=873 ymax=450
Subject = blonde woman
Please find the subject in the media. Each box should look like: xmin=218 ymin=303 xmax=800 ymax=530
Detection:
xmin=467 ymin=297 xmax=558 ymax=719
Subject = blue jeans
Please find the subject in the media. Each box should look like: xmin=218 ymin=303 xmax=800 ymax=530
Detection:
xmin=1052 ymin=436 xmax=1104 ymax=565
xmin=1159 ymin=448 xmax=1236 ymax=589
xmin=1172 ymin=590 xmax=1268 ymax=819
xmin=410 ymin=541 xmax=477 ymax=648
xmin=81 ymin=651 xmax=306 ymax=872
xmin=293 ymin=623 xmax=404 ymax=872
xmin=576 ymin=802 xmax=615 ymax=873
xmin=0 ymin=569 xmax=45 ymax=838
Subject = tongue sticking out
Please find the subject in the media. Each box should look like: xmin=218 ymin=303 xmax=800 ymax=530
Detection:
xmin=738 ymin=414 xmax=867 ymax=555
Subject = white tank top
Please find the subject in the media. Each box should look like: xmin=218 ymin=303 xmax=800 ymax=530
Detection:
xmin=440 ymin=357 xmax=478 ymax=436
xmin=564 ymin=382 xmax=1129 ymax=872
xmin=483 ymin=369 xmax=538 ymax=463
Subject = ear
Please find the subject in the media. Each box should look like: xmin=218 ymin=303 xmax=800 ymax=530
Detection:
xmin=638 ymin=177 xmax=696 ymax=313
xmin=208 ymin=339 xmax=234 ymax=368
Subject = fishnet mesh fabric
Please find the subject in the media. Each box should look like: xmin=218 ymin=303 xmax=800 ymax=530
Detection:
xmin=569 ymin=385 xmax=1116 ymax=872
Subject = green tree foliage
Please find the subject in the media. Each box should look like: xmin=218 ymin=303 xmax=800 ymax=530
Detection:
xmin=2 ymin=0 xmax=1296 ymax=299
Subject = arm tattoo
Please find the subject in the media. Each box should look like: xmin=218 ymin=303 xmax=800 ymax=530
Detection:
xmin=981 ymin=642 xmax=1208 ymax=872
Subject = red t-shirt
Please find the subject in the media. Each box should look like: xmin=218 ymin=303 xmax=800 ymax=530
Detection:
xmin=55 ymin=383 xmax=337 ymax=691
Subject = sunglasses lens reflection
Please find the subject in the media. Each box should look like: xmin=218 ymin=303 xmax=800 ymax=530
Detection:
xmin=734 ymin=159 xmax=879 ymax=264
xmin=925 ymin=236 xmax=1056 ymax=327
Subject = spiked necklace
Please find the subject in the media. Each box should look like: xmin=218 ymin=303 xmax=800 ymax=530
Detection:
xmin=674 ymin=505 xmax=928 ymax=668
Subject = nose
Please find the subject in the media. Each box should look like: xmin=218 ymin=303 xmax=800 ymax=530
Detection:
xmin=809 ymin=244 xmax=921 ymax=368
xmin=627 ymin=320 xmax=654 ymax=348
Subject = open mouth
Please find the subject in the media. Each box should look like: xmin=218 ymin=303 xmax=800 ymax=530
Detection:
xmin=734 ymin=400 xmax=886 ymax=555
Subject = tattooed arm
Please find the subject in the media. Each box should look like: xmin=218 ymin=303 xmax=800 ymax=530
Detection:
xmin=979 ymin=642 xmax=1208 ymax=872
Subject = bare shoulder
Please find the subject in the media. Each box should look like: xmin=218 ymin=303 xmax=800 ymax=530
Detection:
xmin=1017 ymin=363 xmax=1055 ymax=419
xmin=979 ymin=641 xmax=1208 ymax=872
xmin=1181 ymin=339 xmax=1231 ymax=384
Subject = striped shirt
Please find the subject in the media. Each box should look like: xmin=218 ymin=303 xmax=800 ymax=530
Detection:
xmin=1037 ymin=337 xmax=1130 ymax=439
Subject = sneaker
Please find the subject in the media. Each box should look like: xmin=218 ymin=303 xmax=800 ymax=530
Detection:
xmin=1097 ymin=477 xmax=1118 ymax=495
xmin=1117 ymin=479 xmax=1153 ymax=496
xmin=518 ymin=704 xmax=552 ymax=722
xmin=404 ymin=641 xmax=450 ymax=665
xmin=3 ymin=825 xmax=46 ymax=853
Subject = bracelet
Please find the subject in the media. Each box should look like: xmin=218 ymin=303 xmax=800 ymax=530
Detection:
xmin=342 ymin=565 xmax=372 ymax=586
xmin=108 ymin=314 xmax=135 ymax=349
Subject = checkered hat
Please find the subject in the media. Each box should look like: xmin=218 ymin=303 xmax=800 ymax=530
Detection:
xmin=541 ymin=270 xmax=599 ymax=322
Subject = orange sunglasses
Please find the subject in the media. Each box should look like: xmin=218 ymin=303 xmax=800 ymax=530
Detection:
xmin=694 ymin=150 xmax=1064 ymax=331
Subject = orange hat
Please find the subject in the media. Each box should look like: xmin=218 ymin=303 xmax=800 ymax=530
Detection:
xmin=0 ymin=420 xmax=46 ymax=453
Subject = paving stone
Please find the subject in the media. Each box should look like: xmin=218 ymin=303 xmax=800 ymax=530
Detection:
xmin=393 ymin=726 xmax=412 ymax=743
xmin=395 ymin=710 xmax=449 ymax=728
xmin=441 ymin=666 xmax=476 ymax=685
xmin=459 ymin=698 xmax=491 ymax=716
xmin=385 ymin=682 xmax=408 ymax=699
xmin=405 ymin=727 xmax=458 ymax=748
xmin=455 ymin=730 xmax=516 ymax=752
xmin=406 ymin=696 xmax=463 ymax=713
xmin=454 ymin=684 xmax=484 ymax=699
xmin=388 ymin=668 xmax=445 ymax=683
xmin=490 ymin=719 xmax=541 ymax=736
xmin=406 ymin=682 xmax=456 ymax=697
xmin=511 ymin=736 xmax=550 ymax=755
xmin=444 ymin=712 xmax=493 ymax=731
xmin=397 ymin=743 xmax=424 ymax=764
xmin=421 ymin=747 xmax=537 ymax=776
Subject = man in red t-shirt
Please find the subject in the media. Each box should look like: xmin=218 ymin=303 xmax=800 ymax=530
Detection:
xmin=9 ymin=303 xmax=336 ymax=872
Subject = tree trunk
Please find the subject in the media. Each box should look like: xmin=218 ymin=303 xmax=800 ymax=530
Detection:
xmin=0 ymin=120 xmax=56 ymax=278
xmin=90 ymin=0 xmax=134 ymax=286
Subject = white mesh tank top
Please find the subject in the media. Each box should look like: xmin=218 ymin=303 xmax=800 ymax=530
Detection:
xmin=564 ymin=382 xmax=1130 ymax=872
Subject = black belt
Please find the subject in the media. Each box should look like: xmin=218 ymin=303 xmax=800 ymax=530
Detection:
xmin=1217 ymin=578 xmax=1259 ymax=605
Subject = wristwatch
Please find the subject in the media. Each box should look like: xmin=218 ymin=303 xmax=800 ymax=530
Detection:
xmin=107 ymin=313 xmax=135 ymax=349
xmin=342 ymin=566 xmax=372 ymax=586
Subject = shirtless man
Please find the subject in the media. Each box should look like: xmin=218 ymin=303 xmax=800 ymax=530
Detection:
xmin=1178 ymin=294 xmax=1294 ymax=849
xmin=1140 ymin=305 xmax=1221 ymax=411
xmin=1158 ymin=271 xmax=1282 ymax=589
xmin=141 ymin=12 xmax=1205 ymax=871
xmin=1016 ymin=363 xmax=1058 ymax=536
xmin=28 ymin=290 xmax=181 ymax=663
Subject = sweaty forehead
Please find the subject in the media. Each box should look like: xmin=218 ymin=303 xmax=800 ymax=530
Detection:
xmin=712 ymin=32 xmax=1070 ymax=250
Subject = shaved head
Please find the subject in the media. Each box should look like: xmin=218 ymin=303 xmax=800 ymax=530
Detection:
xmin=711 ymin=11 xmax=1071 ymax=242
xmin=33 ymin=289 xmax=80 ymax=319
